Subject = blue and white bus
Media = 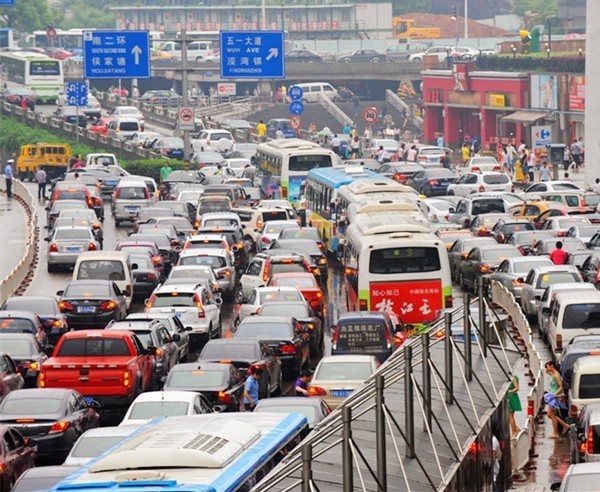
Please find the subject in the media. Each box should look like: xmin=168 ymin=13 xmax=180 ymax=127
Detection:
xmin=303 ymin=166 xmax=381 ymax=253
xmin=51 ymin=413 xmax=308 ymax=492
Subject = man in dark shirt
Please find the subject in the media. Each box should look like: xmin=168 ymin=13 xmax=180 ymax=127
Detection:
xmin=294 ymin=370 xmax=313 ymax=397
xmin=441 ymin=151 xmax=452 ymax=169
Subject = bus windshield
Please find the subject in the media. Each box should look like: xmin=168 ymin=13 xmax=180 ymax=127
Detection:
xmin=369 ymin=247 xmax=441 ymax=274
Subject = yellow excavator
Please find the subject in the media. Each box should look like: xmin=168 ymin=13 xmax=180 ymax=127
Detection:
xmin=392 ymin=18 xmax=441 ymax=39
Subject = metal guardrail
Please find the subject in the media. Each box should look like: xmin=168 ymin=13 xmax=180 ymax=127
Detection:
xmin=0 ymin=180 xmax=38 ymax=305
xmin=318 ymin=92 xmax=353 ymax=127
xmin=490 ymin=280 xmax=544 ymax=472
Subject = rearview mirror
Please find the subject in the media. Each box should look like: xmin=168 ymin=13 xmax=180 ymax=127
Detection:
xmin=145 ymin=346 xmax=158 ymax=356
xmin=172 ymin=333 xmax=181 ymax=342
xmin=56 ymin=290 xmax=64 ymax=296
xmin=542 ymin=307 xmax=551 ymax=316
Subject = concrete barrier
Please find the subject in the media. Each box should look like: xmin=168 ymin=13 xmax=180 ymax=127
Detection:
xmin=0 ymin=180 xmax=38 ymax=305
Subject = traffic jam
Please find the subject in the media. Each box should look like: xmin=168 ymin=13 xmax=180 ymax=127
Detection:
xmin=3 ymin=130 xmax=600 ymax=489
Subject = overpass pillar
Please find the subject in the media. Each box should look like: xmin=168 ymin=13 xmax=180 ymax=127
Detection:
xmin=257 ymin=81 xmax=272 ymax=102
xmin=585 ymin=0 xmax=599 ymax=187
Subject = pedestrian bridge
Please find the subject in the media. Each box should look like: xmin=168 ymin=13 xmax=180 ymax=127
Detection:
xmin=254 ymin=282 xmax=543 ymax=491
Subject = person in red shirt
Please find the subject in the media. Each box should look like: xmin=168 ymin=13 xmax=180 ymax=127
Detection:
xmin=549 ymin=241 xmax=568 ymax=265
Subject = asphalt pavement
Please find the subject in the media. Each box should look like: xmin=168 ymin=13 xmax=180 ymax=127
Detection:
xmin=0 ymin=191 xmax=27 ymax=281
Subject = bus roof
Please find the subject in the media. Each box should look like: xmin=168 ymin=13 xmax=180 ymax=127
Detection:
xmin=53 ymin=413 xmax=307 ymax=492
xmin=259 ymin=139 xmax=322 ymax=151
xmin=346 ymin=222 xmax=437 ymax=248
xmin=307 ymin=166 xmax=379 ymax=189
xmin=0 ymin=51 xmax=56 ymax=61
xmin=351 ymin=214 xmax=431 ymax=237
xmin=338 ymin=178 xmax=414 ymax=198
xmin=347 ymin=200 xmax=421 ymax=217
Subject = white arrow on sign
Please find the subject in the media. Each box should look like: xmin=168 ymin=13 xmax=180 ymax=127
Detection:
xmin=131 ymin=45 xmax=142 ymax=65
xmin=265 ymin=48 xmax=279 ymax=61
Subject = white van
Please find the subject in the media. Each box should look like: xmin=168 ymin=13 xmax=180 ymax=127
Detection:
xmin=294 ymin=82 xmax=339 ymax=103
xmin=73 ymin=251 xmax=135 ymax=308
xmin=158 ymin=41 xmax=214 ymax=62
xmin=570 ymin=356 xmax=600 ymax=420
xmin=546 ymin=291 xmax=600 ymax=357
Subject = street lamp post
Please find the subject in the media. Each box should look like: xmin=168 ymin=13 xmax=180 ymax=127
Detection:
xmin=464 ymin=0 xmax=468 ymax=39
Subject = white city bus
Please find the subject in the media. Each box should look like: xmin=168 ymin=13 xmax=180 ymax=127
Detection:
xmin=255 ymin=139 xmax=338 ymax=204
xmin=0 ymin=52 xmax=63 ymax=102
xmin=343 ymin=217 xmax=452 ymax=329
xmin=32 ymin=29 xmax=86 ymax=55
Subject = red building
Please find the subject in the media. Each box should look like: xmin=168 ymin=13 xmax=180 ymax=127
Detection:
xmin=422 ymin=65 xmax=534 ymax=148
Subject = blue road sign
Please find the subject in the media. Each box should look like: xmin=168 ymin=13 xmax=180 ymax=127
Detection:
xmin=0 ymin=0 xmax=15 ymax=5
xmin=289 ymin=101 xmax=304 ymax=115
xmin=83 ymin=30 xmax=150 ymax=79
xmin=289 ymin=86 xmax=303 ymax=101
xmin=220 ymin=30 xmax=285 ymax=79
xmin=66 ymin=82 xmax=88 ymax=107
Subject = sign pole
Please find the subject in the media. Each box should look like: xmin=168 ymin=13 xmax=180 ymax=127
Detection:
xmin=181 ymin=27 xmax=191 ymax=170
xmin=75 ymin=104 xmax=80 ymax=143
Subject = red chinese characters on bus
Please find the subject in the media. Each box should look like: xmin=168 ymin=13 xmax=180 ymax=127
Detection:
xmin=370 ymin=280 xmax=443 ymax=325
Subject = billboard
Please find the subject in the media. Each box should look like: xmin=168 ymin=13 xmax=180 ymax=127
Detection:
xmin=569 ymin=76 xmax=585 ymax=111
xmin=531 ymin=75 xmax=558 ymax=110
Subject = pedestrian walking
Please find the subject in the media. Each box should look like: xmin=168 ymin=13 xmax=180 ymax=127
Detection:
xmin=570 ymin=138 xmax=582 ymax=172
xmin=544 ymin=360 xmax=570 ymax=438
xmin=243 ymin=366 xmax=263 ymax=411
xmin=550 ymin=241 xmax=568 ymax=265
xmin=331 ymin=134 xmax=341 ymax=155
xmin=508 ymin=375 xmax=522 ymax=437
xmin=461 ymin=142 xmax=470 ymax=166
xmin=160 ymin=161 xmax=173 ymax=184
xmin=436 ymin=134 xmax=444 ymax=148
xmin=506 ymin=142 xmax=517 ymax=174
xmin=539 ymin=161 xmax=551 ymax=182
xmin=294 ymin=370 xmax=312 ymax=397
xmin=35 ymin=167 xmax=47 ymax=200
xmin=406 ymin=145 xmax=417 ymax=162
xmin=492 ymin=432 xmax=501 ymax=492
xmin=440 ymin=151 xmax=452 ymax=169
xmin=3 ymin=159 xmax=14 ymax=198
xmin=350 ymin=135 xmax=360 ymax=159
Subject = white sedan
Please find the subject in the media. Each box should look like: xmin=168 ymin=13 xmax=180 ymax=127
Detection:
xmin=119 ymin=391 xmax=213 ymax=426
xmin=447 ymin=172 xmax=512 ymax=197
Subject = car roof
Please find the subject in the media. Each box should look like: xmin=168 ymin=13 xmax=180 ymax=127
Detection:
xmin=318 ymin=354 xmax=376 ymax=364
xmin=172 ymin=362 xmax=229 ymax=372
xmin=240 ymin=316 xmax=294 ymax=325
xmin=0 ymin=311 xmax=39 ymax=321
xmin=131 ymin=390 xmax=200 ymax=403
xmin=7 ymin=388 xmax=72 ymax=399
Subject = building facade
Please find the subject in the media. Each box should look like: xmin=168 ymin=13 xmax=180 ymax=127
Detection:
xmin=110 ymin=1 xmax=393 ymax=40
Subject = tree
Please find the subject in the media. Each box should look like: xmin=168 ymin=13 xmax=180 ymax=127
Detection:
xmin=513 ymin=0 xmax=558 ymax=18
xmin=54 ymin=0 xmax=116 ymax=29
xmin=0 ymin=0 xmax=54 ymax=32
xmin=393 ymin=0 xmax=432 ymax=16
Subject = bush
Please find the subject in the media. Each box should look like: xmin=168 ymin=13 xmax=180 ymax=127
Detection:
xmin=122 ymin=159 xmax=187 ymax=182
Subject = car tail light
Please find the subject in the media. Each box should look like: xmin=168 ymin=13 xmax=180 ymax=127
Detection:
xmin=479 ymin=185 xmax=485 ymax=193
xmin=492 ymin=166 xmax=502 ymax=171
xmin=393 ymin=173 xmax=407 ymax=182
xmin=153 ymin=256 xmax=162 ymax=264
xmin=511 ymin=185 xmax=515 ymax=193
xmin=556 ymin=334 xmax=563 ymax=351
xmin=478 ymin=227 xmax=487 ymax=236
xmin=144 ymin=188 xmax=150 ymax=199
xmin=49 ymin=421 xmax=70 ymax=434
xmin=471 ymin=167 xmax=480 ymax=172
xmin=261 ymin=237 xmax=271 ymax=244
xmin=512 ymin=279 xmax=524 ymax=286
xmin=147 ymin=273 xmax=158 ymax=281
xmin=308 ymin=386 xmax=327 ymax=396
xmin=194 ymin=220 xmax=200 ymax=228
xmin=170 ymin=239 xmax=180 ymax=247
xmin=262 ymin=262 xmax=270 ymax=283
xmin=385 ymin=329 xmax=392 ymax=349
xmin=517 ymin=246 xmax=526 ymax=255
xmin=479 ymin=265 xmax=490 ymax=273
xmin=99 ymin=301 xmax=116 ymax=311
xmin=114 ymin=188 xmax=120 ymax=199
xmin=359 ymin=299 xmax=368 ymax=311
xmin=93 ymin=197 xmax=102 ymax=207
xmin=497 ymin=234 xmax=505 ymax=243
xmin=282 ymin=187 xmax=288 ymax=199
xmin=429 ymin=180 xmax=439 ymax=186
xmin=247 ymin=363 xmax=264 ymax=375
xmin=280 ymin=343 xmax=296 ymax=355
xmin=88 ymin=242 xmax=97 ymax=251
xmin=49 ymin=243 xmax=58 ymax=253
xmin=195 ymin=294 xmax=206 ymax=318
xmin=218 ymin=270 xmax=232 ymax=279
xmin=38 ymin=370 xmax=46 ymax=387
xmin=218 ymin=391 xmax=232 ymax=404
xmin=26 ymin=361 xmax=38 ymax=370
xmin=557 ymin=231 xmax=566 ymax=237
xmin=123 ymin=370 xmax=132 ymax=388
xmin=318 ymin=258 xmax=327 ymax=265
xmin=445 ymin=295 xmax=453 ymax=308
xmin=58 ymin=301 xmax=74 ymax=312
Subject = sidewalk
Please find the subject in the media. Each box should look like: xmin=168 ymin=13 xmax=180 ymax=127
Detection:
xmin=0 ymin=193 xmax=27 ymax=281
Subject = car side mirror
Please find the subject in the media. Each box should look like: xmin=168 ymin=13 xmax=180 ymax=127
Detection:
xmin=185 ymin=326 xmax=194 ymax=331
xmin=273 ymin=347 xmax=282 ymax=356
xmin=145 ymin=346 xmax=158 ymax=356
xmin=550 ymin=483 xmax=561 ymax=492
xmin=121 ymin=290 xmax=130 ymax=297
xmin=45 ymin=207 xmax=51 ymax=211
xmin=44 ymin=345 xmax=54 ymax=357
xmin=131 ymin=263 xmax=138 ymax=270
xmin=517 ymin=278 xmax=524 ymax=284
xmin=172 ymin=333 xmax=181 ymax=342
xmin=214 ymin=296 xmax=223 ymax=305
xmin=534 ymin=294 xmax=541 ymax=301
xmin=542 ymin=307 xmax=551 ymax=316
xmin=44 ymin=237 xmax=50 ymax=241
xmin=56 ymin=290 xmax=64 ymax=296
xmin=461 ymin=252 xmax=469 ymax=260
xmin=24 ymin=438 xmax=37 ymax=448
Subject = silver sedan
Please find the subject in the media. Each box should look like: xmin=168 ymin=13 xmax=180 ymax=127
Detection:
xmin=46 ymin=226 xmax=101 ymax=272
xmin=489 ymin=256 xmax=553 ymax=301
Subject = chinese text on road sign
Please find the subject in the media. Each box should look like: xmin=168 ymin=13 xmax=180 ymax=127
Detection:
xmin=83 ymin=30 xmax=150 ymax=79
xmin=220 ymin=31 xmax=285 ymax=79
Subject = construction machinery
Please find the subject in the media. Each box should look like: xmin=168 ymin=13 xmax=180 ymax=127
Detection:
xmin=392 ymin=18 xmax=441 ymax=39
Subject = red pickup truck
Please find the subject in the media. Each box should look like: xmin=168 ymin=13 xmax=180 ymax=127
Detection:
xmin=39 ymin=330 xmax=155 ymax=408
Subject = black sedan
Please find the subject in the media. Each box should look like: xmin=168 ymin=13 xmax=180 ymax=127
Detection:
xmin=0 ymin=425 xmax=36 ymax=491
xmin=0 ymin=389 xmax=100 ymax=464
xmin=0 ymin=296 xmax=67 ymax=345
xmin=129 ymin=253 xmax=161 ymax=301
xmin=376 ymin=162 xmax=426 ymax=185
xmin=56 ymin=281 xmax=128 ymax=330
xmin=0 ymin=334 xmax=47 ymax=387
xmin=234 ymin=316 xmax=310 ymax=379
xmin=0 ymin=311 xmax=48 ymax=348
xmin=459 ymin=245 xmax=523 ymax=294
xmin=407 ymin=168 xmax=457 ymax=196
xmin=337 ymin=49 xmax=386 ymax=62
xmin=148 ymin=137 xmax=184 ymax=160
xmin=256 ymin=301 xmax=324 ymax=359
xmin=286 ymin=49 xmax=322 ymax=63
xmin=270 ymin=239 xmax=328 ymax=281
xmin=164 ymin=362 xmax=244 ymax=412
xmin=198 ymin=339 xmax=282 ymax=398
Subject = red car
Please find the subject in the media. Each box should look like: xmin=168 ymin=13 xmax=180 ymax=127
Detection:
xmin=44 ymin=47 xmax=74 ymax=60
xmin=0 ymin=426 xmax=36 ymax=488
xmin=268 ymin=272 xmax=325 ymax=317
xmin=89 ymin=117 xmax=112 ymax=136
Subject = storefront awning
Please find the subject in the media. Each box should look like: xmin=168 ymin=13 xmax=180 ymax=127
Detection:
xmin=502 ymin=111 xmax=549 ymax=123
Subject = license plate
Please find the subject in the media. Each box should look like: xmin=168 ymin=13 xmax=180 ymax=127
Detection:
xmin=332 ymin=389 xmax=351 ymax=398
xmin=77 ymin=306 xmax=95 ymax=314
xmin=66 ymin=247 xmax=81 ymax=252
xmin=125 ymin=206 xmax=139 ymax=212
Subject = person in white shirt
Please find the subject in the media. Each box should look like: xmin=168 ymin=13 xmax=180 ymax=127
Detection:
xmin=275 ymin=128 xmax=285 ymax=139
xmin=330 ymin=135 xmax=341 ymax=155
xmin=592 ymin=178 xmax=600 ymax=194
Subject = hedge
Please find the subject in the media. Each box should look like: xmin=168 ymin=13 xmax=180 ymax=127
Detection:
xmin=0 ymin=115 xmax=177 ymax=179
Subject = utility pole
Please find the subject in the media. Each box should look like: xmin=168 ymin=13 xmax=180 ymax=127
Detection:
xmin=451 ymin=6 xmax=459 ymax=45
xmin=180 ymin=28 xmax=191 ymax=169
xmin=464 ymin=0 xmax=469 ymax=39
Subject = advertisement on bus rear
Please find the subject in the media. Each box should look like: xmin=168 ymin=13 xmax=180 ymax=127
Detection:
xmin=370 ymin=280 xmax=443 ymax=325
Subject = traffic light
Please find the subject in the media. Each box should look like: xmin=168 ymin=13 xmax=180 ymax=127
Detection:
xmin=451 ymin=5 xmax=458 ymax=20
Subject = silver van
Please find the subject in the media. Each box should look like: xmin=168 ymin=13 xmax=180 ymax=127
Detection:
xmin=294 ymin=82 xmax=339 ymax=103
xmin=112 ymin=180 xmax=154 ymax=225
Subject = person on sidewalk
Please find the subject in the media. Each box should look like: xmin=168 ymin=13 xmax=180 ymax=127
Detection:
xmin=3 ymin=159 xmax=13 ymax=198
xmin=35 ymin=167 xmax=47 ymax=200
xmin=544 ymin=360 xmax=570 ymax=438
xmin=508 ymin=375 xmax=522 ymax=437
xmin=539 ymin=161 xmax=551 ymax=182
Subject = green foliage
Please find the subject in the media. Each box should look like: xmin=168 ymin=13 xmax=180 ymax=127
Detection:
xmin=0 ymin=0 xmax=55 ymax=32
xmin=122 ymin=159 xmax=186 ymax=182
xmin=391 ymin=0 xmax=431 ymax=15
xmin=513 ymin=0 xmax=557 ymax=18
xmin=53 ymin=0 xmax=116 ymax=29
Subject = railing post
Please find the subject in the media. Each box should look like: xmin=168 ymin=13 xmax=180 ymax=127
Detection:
xmin=464 ymin=292 xmax=473 ymax=381
xmin=375 ymin=374 xmax=387 ymax=491
xmin=422 ymin=334 xmax=431 ymax=430
xmin=302 ymin=443 xmax=312 ymax=492
xmin=404 ymin=344 xmax=415 ymax=458
xmin=478 ymin=276 xmax=487 ymax=357
xmin=342 ymin=406 xmax=353 ymax=492
xmin=445 ymin=311 xmax=453 ymax=404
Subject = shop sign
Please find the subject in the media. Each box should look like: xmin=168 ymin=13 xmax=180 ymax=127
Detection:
xmin=531 ymin=75 xmax=558 ymax=110
xmin=452 ymin=63 xmax=470 ymax=91
xmin=489 ymin=94 xmax=506 ymax=107
xmin=569 ymin=76 xmax=585 ymax=111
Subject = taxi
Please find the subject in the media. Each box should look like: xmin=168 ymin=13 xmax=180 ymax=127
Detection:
xmin=435 ymin=228 xmax=474 ymax=250
xmin=509 ymin=200 xmax=559 ymax=221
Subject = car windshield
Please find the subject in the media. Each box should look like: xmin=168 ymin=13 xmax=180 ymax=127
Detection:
xmin=264 ymin=223 xmax=296 ymax=234
xmin=179 ymin=255 xmax=226 ymax=268
xmin=199 ymin=202 xmax=231 ymax=214
xmin=271 ymin=263 xmax=307 ymax=275
xmin=0 ymin=338 xmax=35 ymax=357
xmin=561 ymin=303 xmax=600 ymax=330
xmin=203 ymin=218 xmax=238 ymax=227
xmin=167 ymin=369 xmax=227 ymax=388
xmin=169 ymin=268 xmax=212 ymax=280
xmin=537 ymin=272 xmax=580 ymax=289
xmin=513 ymin=260 xmax=548 ymax=274
xmin=118 ymin=187 xmax=146 ymax=199
xmin=471 ymin=200 xmax=505 ymax=215
xmin=54 ymin=229 xmax=91 ymax=240
xmin=503 ymin=223 xmax=534 ymax=235
xmin=3 ymin=298 xmax=56 ymax=315
xmin=483 ymin=174 xmax=509 ymax=184
xmin=236 ymin=322 xmax=293 ymax=339
xmin=57 ymin=338 xmax=130 ymax=356
xmin=64 ymin=283 xmax=110 ymax=297
xmin=273 ymin=276 xmax=316 ymax=289
xmin=259 ymin=304 xmax=309 ymax=318
xmin=281 ymin=229 xmax=320 ymax=241
xmin=258 ymin=290 xmax=303 ymax=304
xmin=481 ymin=249 xmax=520 ymax=262
xmin=558 ymin=218 xmax=589 ymax=228
xmin=200 ymin=343 xmax=257 ymax=360
xmin=70 ymin=436 xmax=124 ymax=458
xmin=0 ymin=318 xmax=36 ymax=333
xmin=1 ymin=397 xmax=62 ymax=414
xmin=316 ymin=361 xmax=373 ymax=381
xmin=369 ymin=247 xmax=441 ymax=274
xmin=77 ymin=261 xmax=125 ymax=282
xmin=128 ymin=401 xmax=190 ymax=420
xmin=151 ymin=293 xmax=196 ymax=308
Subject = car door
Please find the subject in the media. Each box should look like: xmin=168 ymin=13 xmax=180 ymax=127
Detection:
xmin=201 ymin=289 xmax=220 ymax=336
xmin=112 ymin=282 xmax=127 ymax=319
xmin=158 ymin=325 xmax=177 ymax=370
xmin=582 ymin=256 xmax=598 ymax=284
xmin=170 ymin=316 xmax=188 ymax=359
xmin=8 ymin=429 xmax=34 ymax=476
xmin=74 ymin=392 xmax=96 ymax=432
xmin=240 ymin=259 xmax=265 ymax=295
xmin=462 ymin=248 xmax=480 ymax=285
xmin=410 ymin=171 xmax=425 ymax=189
xmin=238 ymin=289 xmax=259 ymax=323
xmin=230 ymin=366 xmax=244 ymax=409
xmin=451 ymin=174 xmax=469 ymax=196
xmin=1 ymin=355 xmax=22 ymax=392
xmin=493 ymin=260 xmax=510 ymax=287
